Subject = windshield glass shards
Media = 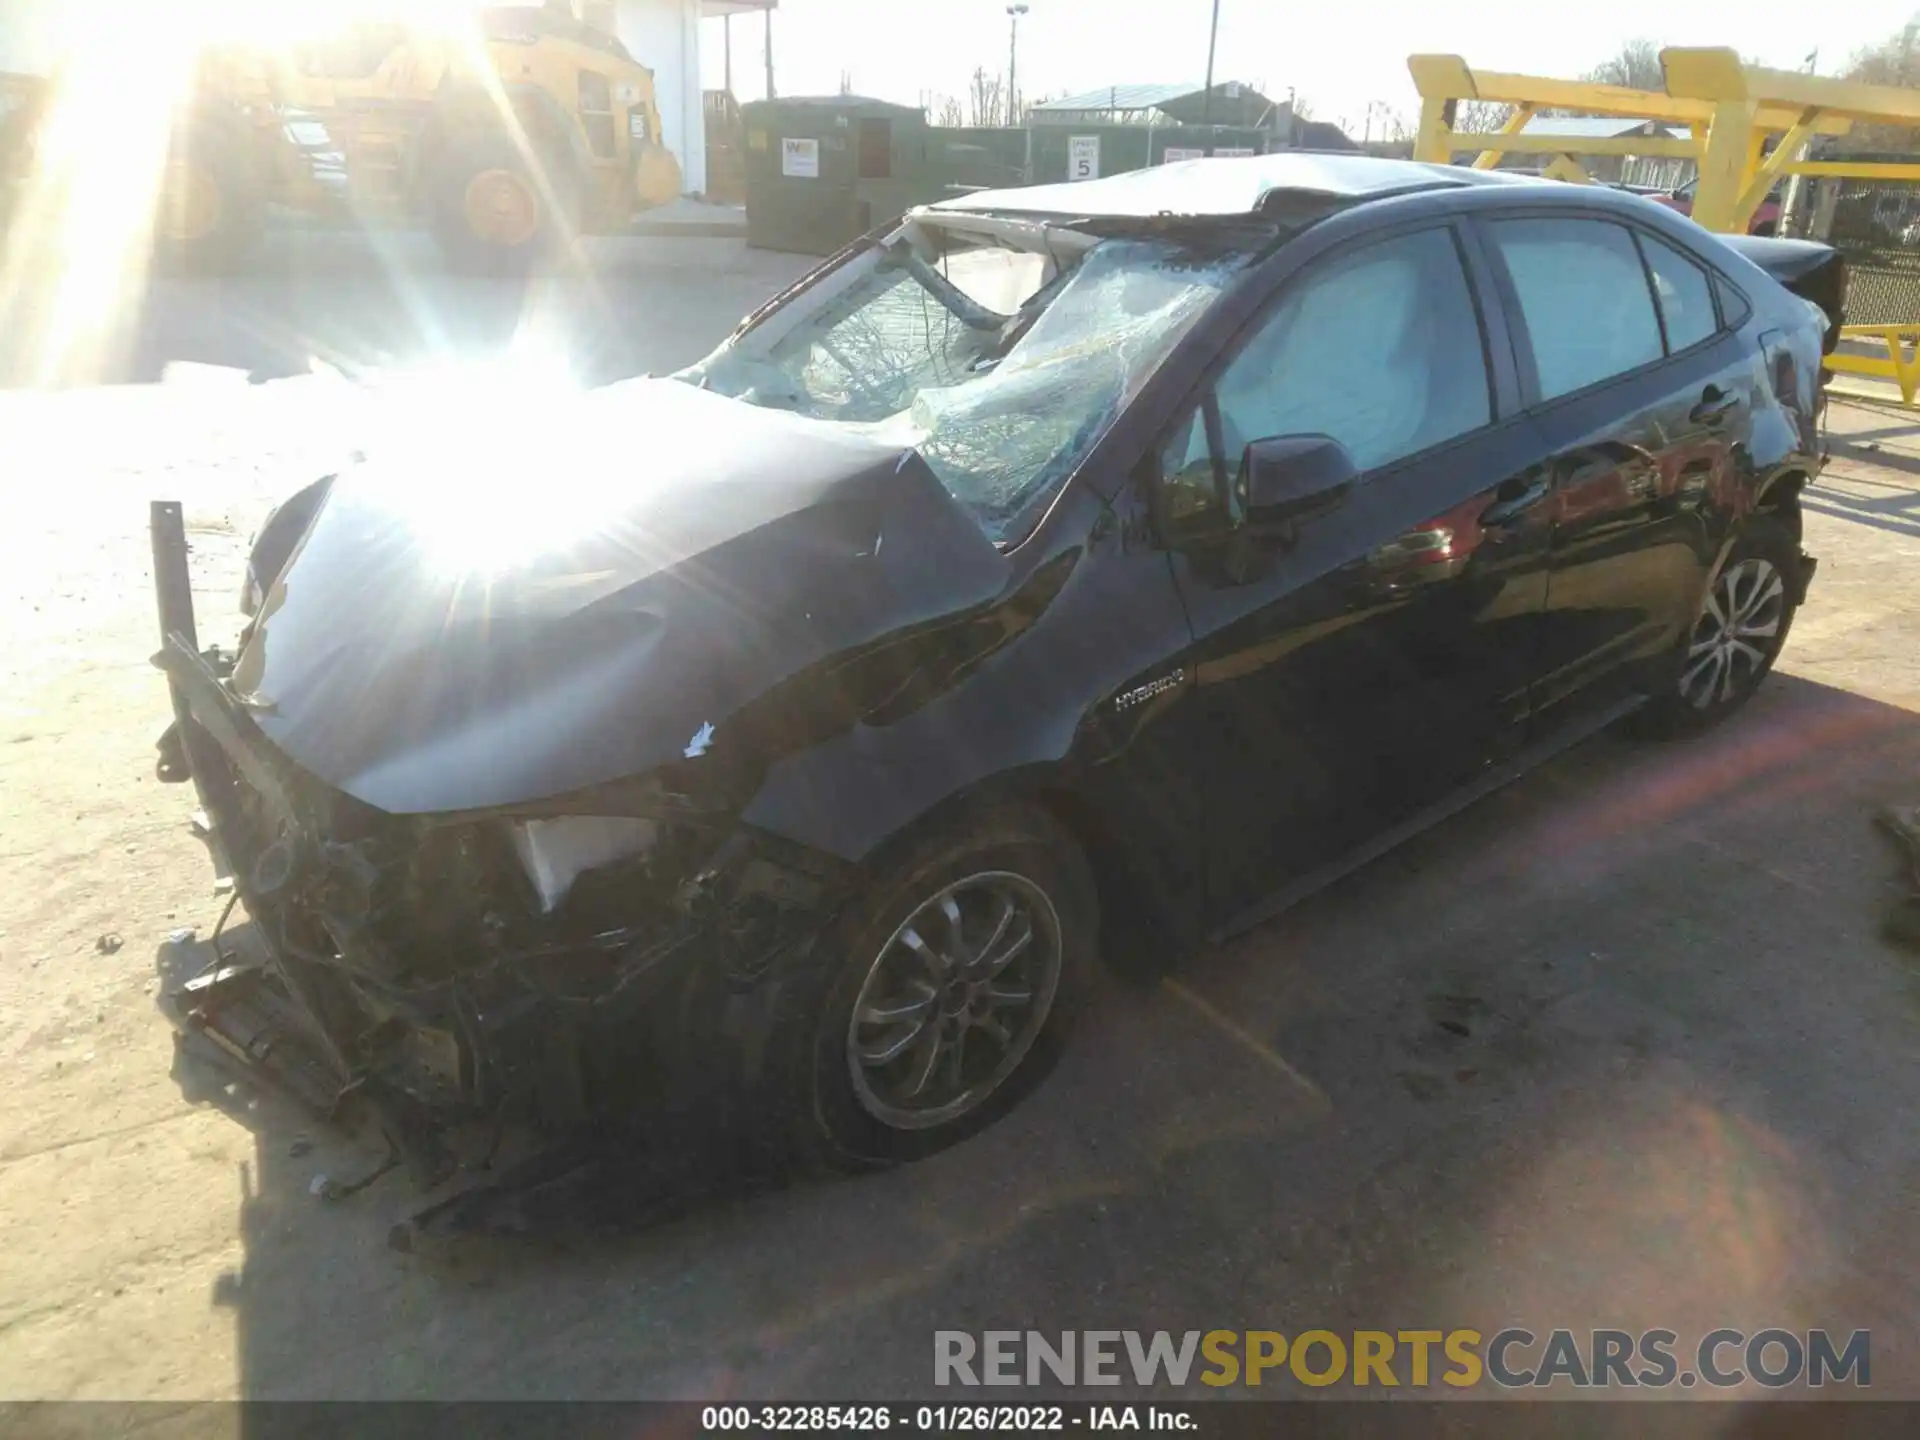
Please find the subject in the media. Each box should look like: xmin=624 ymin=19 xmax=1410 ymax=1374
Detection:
xmin=678 ymin=223 xmax=1252 ymax=543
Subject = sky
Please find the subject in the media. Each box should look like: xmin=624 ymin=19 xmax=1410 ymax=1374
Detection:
xmin=0 ymin=0 xmax=1911 ymax=141
xmin=697 ymin=0 xmax=1916 ymax=136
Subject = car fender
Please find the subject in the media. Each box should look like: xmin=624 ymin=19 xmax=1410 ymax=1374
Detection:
xmin=738 ymin=483 xmax=1200 ymax=915
xmin=243 ymin=473 xmax=335 ymax=615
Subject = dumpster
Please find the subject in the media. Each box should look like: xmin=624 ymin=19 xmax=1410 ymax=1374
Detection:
xmin=744 ymin=99 xmax=1285 ymax=252
xmin=744 ymin=94 xmax=941 ymax=254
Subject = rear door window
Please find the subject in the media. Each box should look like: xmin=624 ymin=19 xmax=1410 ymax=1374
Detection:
xmin=1489 ymin=217 xmax=1664 ymax=402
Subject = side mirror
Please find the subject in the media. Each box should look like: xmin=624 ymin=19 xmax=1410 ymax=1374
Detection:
xmin=1239 ymin=434 xmax=1358 ymax=531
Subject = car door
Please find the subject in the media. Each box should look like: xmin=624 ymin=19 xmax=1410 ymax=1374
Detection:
xmin=1478 ymin=215 xmax=1756 ymax=725
xmin=1153 ymin=222 xmax=1555 ymax=931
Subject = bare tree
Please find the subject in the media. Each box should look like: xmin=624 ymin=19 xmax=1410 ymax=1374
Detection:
xmin=968 ymin=66 xmax=1006 ymax=127
xmin=936 ymin=95 xmax=965 ymax=129
xmin=1583 ymin=38 xmax=1665 ymax=91
xmin=1843 ymin=18 xmax=1920 ymax=149
xmin=1451 ymin=99 xmax=1515 ymax=133
xmin=1846 ymin=18 xmax=1920 ymax=84
xmin=1362 ymin=107 xmax=1418 ymax=158
xmin=838 ymin=69 xmax=853 ymax=96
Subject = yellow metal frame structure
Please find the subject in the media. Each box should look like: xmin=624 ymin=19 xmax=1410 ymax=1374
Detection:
xmin=1410 ymin=48 xmax=1920 ymax=404
xmin=1407 ymin=49 xmax=1874 ymax=232
xmin=1824 ymin=326 xmax=1920 ymax=405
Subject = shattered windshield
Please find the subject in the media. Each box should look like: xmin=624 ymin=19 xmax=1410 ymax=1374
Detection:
xmin=678 ymin=223 xmax=1252 ymax=542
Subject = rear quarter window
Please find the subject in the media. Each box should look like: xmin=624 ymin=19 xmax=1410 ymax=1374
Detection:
xmin=1637 ymin=232 xmax=1719 ymax=353
xmin=1715 ymin=273 xmax=1753 ymax=329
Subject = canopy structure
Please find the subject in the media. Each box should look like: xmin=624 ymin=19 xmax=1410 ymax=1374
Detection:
xmin=1405 ymin=47 xmax=1920 ymax=232
xmin=1029 ymin=81 xmax=1278 ymax=129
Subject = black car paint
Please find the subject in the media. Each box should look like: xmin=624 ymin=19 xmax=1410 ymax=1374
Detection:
xmin=192 ymin=173 xmax=1825 ymax=1159
xmin=1719 ymin=234 xmax=1847 ymax=353
xmin=241 ymin=475 xmax=332 ymax=620
xmin=743 ymin=184 xmax=1825 ymax=935
xmin=234 ymin=383 xmax=1012 ymax=814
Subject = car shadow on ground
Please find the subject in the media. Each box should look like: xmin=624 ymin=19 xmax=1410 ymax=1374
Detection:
xmin=185 ymin=672 xmax=1920 ymax=1406
xmin=1805 ymin=465 xmax=1920 ymax=542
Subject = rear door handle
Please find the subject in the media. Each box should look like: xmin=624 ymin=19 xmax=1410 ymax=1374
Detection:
xmin=1690 ymin=385 xmax=1739 ymax=425
xmin=1480 ymin=477 xmax=1549 ymax=528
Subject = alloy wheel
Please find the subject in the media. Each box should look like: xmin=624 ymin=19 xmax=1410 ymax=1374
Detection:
xmin=846 ymin=871 xmax=1062 ymax=1131
xmin=1681 ymin=556 xmax=1785 ymax=710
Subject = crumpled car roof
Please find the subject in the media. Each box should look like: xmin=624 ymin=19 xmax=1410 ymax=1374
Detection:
xmin=934 ymin=153 xmax=1538 ymax=223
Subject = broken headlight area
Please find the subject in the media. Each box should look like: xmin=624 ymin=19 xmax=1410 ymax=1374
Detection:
xmin=169 ymin=718 xmax=847 ymax=1193
xmin=509 ymin=815 xmax=658 ymax=913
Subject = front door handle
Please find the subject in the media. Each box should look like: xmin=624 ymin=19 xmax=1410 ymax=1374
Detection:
xmin=1480 ymin=477 xmax=1550 ymax=528
xmin=1690 ymin=384 xmax=1739 ymax=426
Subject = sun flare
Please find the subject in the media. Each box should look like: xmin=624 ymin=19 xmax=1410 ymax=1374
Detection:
xmin=0 ymin=0 xmax=504 ymax=385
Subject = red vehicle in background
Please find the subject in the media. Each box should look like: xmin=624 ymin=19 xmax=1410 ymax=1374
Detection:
xmin=1652 ymin=174 xmax=1785 ymax=235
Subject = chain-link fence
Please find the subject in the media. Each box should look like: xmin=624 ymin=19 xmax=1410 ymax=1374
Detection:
xmin=1823 ymin=176 xmax=1920 ymax=325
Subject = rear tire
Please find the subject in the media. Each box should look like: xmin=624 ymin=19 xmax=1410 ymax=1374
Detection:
xmin=1635 ymin=514 xmax=1801 ymax=738
xmin=428 ymin=133 xmax=578 ymax=274
xmin=766 ymin=804 xmax=1097 ymax=1173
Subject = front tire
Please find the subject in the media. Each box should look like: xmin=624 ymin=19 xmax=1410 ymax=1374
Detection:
xmin=776 ymin=805 xmax=1097 ymax=1171
xmin=154 ymin=115 xmax=262 ymax=271
xmin=1637 ymin=515 xmax=1801 ymax=737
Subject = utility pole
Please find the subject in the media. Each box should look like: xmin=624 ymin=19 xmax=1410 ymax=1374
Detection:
xmin=1199 ymin=0 xmax=1222 ymax=153
xmin=1006 ymin=4 xmax=1028 ymax=127
xmin=1782 ymin=50 xmax=1821 ymax=234
xmin=764 ymin=4 xmax=775 ymax=100
xmin=723 ymin=15 xmax=732 ymax=96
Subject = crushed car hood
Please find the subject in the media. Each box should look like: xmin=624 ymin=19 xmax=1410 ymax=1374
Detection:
xmin=229 ymin=379 xmax=1010 ymax=814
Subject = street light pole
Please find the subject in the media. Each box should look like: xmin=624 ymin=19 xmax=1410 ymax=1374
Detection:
xmin=1199 ymin=0 xmax=1221 ymax=153
xmin=764 ymin=3 xmax=775 ymax=100
xmin=1006 ymin=4 xmax=1028 ymax=127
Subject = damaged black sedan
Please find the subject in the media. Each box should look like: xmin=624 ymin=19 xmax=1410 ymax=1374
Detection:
xmin=151 ymin=155 xmax=1838 ymax=1218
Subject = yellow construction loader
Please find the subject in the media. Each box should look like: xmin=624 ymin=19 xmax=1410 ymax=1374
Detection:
xmin=7 ymin=5 xmax=681 ymax=271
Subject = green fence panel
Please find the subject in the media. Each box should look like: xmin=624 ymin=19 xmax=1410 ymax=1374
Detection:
xmin=746 ymin=105 xmax=1279 ymax=252
xmin=1020 ymin=125 xmax=1271 ymax=184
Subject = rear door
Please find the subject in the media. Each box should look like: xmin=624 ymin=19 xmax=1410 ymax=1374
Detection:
xmin=1477 ymin=214 xmax=1755 ymax=725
